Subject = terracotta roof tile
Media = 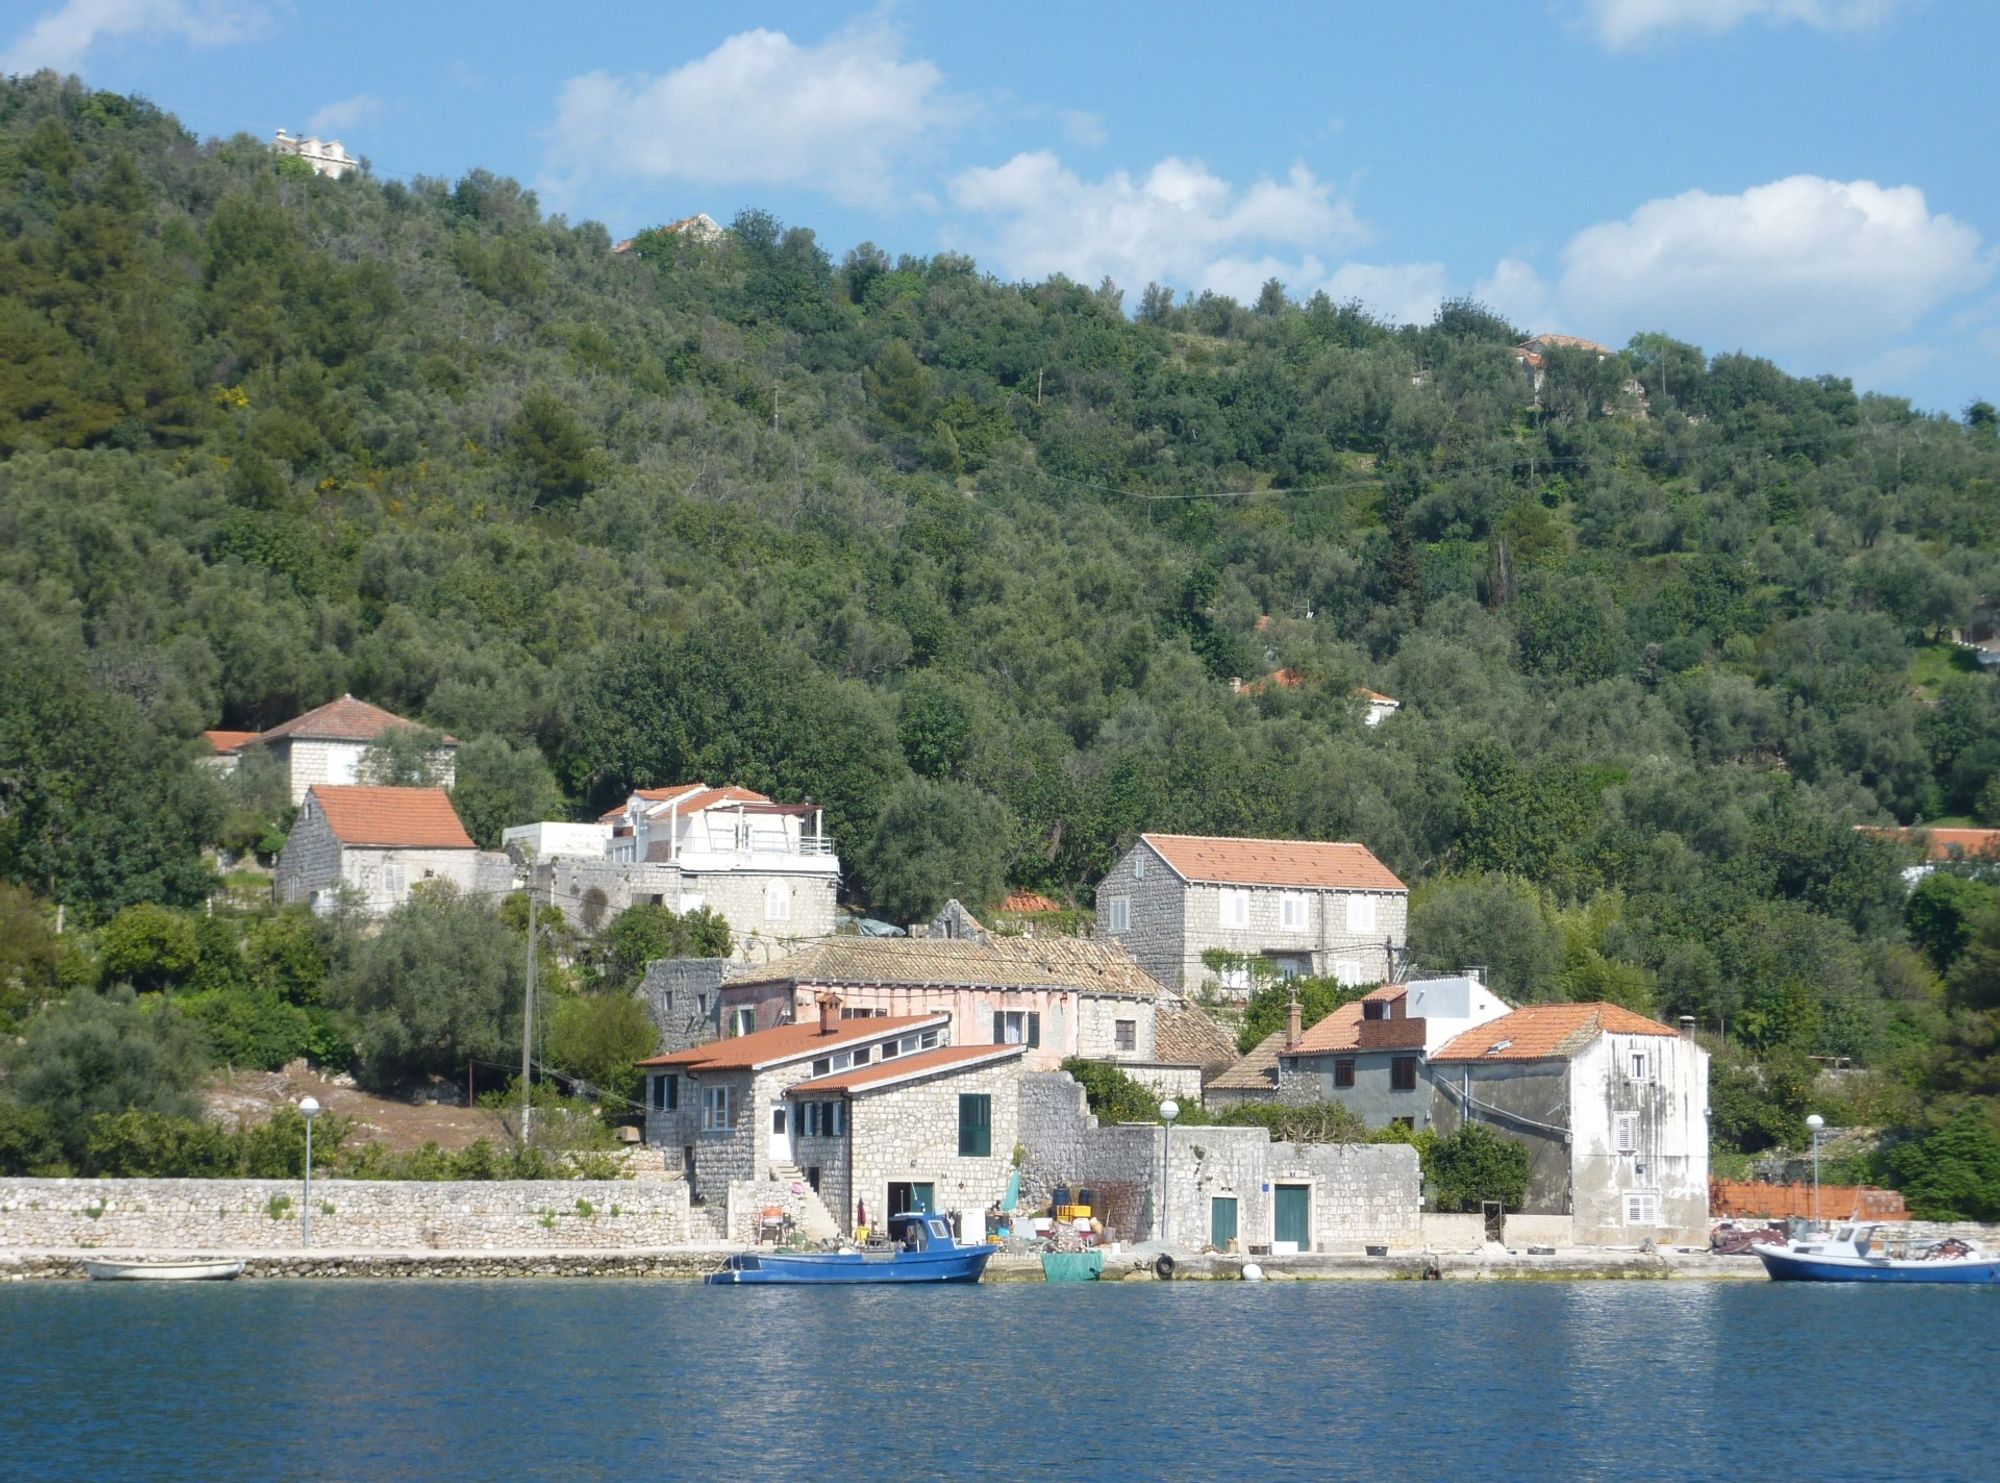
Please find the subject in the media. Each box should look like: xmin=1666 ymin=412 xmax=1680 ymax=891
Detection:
xmin=1857 ymin=825 xmax=2000 ymax=862
xmin=254 ymin=694 xmax=456 ymax=746
xmin=786 ymin=1042 xmax=1026 ymax=1095
xmin=200 ymin=729 xmax=260 ymax=754
xmin=1286 ymin=986 xmax=1410 ymax=1054
xmin=729 ymin=936 xmax=1164 ymax=998
xmin=1153 ymin=1002 xmax=1240 ymax=1070
xmin=1431 ymin=1002 xmax=1677 ymax=1062
xmin=1001 ymin=890 xmax=1063 ymax=914
xmin=1208 ymin=1031 xmax=1284 ymax=1093
xmin=308 ymin=786 xmax=475 ymax=849
xmin=602 ymin=782 xmax=772 ymax=823
xmin=1140 ymin=834 xmax=1405 ymax=892
xmin=637 ymin=1014 xmax=946 ymax=1072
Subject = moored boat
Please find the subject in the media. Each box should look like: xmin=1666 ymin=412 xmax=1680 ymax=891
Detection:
xmin=705 ymin=1213 xmax=993 ymax=1285
xmin=84 ymin=1259 xmax=246 ymax=1282
xmin=1753 ymin=1224 xmax=2000 ymax=1284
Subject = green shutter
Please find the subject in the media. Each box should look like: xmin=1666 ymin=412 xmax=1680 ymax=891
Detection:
xmin=958 ymin=1093 xmax=991 ymax=1156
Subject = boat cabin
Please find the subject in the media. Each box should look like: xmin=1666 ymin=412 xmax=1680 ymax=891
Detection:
xmin=889 ymin=1213 xmax=957 ymax=1252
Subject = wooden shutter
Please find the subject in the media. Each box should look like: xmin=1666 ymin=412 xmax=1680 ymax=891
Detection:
xmin=1028 ymin=1012 xmax=1041 ymax=1048
xmin=993 ymin=1010 xmax=1005 ymax=1043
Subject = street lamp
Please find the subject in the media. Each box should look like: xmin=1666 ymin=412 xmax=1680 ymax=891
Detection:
xmin=1805 ymin=1113 xmax=1825 ymax=1229
xmin=1159 ymin=1099 xmax=1181 ymax=1249
xmin=299 ymin=1096 xmax=321 ymax=1248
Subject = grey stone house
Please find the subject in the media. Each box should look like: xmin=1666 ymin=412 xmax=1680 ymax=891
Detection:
xmin=275 ymin=785 xmax=510 ymax=917
xmin=1096 ymin=833 xmax=1408 ymax=997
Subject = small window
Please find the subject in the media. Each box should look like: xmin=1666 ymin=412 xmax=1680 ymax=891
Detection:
xmin=651 ymin=1075 xmax=667 ymax=1111
xmin=1333 ymin=959 xmax=1363 ymax=987
xmin=994 ymin=1011 xmax=1040 ymax=1047
xmin=1333 ymin=1058 xmax=1356 ymax=1089
xmin=730 ymin=1007 xmax=755 ymax=1037
xmin=1626 ymin=1190 xmax=1660 ymax=1225
xmin=701 ymin=1085 xmax=733 ymax=1131
xmin=812 ymin=1057 xmax=831 ymax=1076
xmin=958 ymin=1093 xmax=992 ymax=1157
xmin=664 ymin=1074 xmax=678 ymax=1111
xmin=1279 ymin=892 xmax=1308 ymax=930
xmin=833 ymin=1101 xmax=847 ymax=1137
xmin=1220 ymin=888 xmax=1251 ymax=928
xmin=1391 ymin=1056 xmax=1418 ymax=1092
xmin=1219 ymin=961 xmax=1251 ymax=991
xmin=1629 ymin=1051 xmax=1650 ymax=1081
xmin=1134 ymin=853 xmax=1147 ymax=881
xmin=1114 ymin=1019 xmax=1137 ymax=1052
xmin=919 ymin=1029 xmax=939 ymax=1049
xmin=771 ymin=1107 xmax=786 ymax=1134
xmin=879 ymin=1039 xmax=899 ymax=1059
xmin=765 ymin=882 xmax=792 ymax=921
xmin=1614 ymin=1112 xmax=1639 ymax=1153
xmin=1346 ymin=894 xmax=1377 ymax=935
xmin=1105 ymin=895 xmax=1130 ymax=933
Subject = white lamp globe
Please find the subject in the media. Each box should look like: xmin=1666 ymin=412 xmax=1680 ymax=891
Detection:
xmin=1160 ymin=1099 xmax=1180 ymax=1123
xmin=1805 ymin=1114 xmax=1824 ymax=1133
xmin=299 ymin=1096 xmax=321 ymax=1120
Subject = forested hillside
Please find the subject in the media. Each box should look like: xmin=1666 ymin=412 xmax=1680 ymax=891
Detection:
xmin=4 ymin=75 xmax=2000 ymax=1205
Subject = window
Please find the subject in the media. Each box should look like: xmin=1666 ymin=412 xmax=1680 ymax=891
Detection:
xmin=1104 ymin=895 xmax=1130 ymax=933
xmin=729 ymin=1007 xmax=755 ymax=1037
xmin=958 ymin=1094 xmax=992 ymax=1157
xmin=680 ymin=891 xmax=705 ymax=915
xmin=1333 ymin=1058 xmax=1356 ymax=1089
xmin=765 ymin=883 xmax=792 ymax=921
xmin=1625 ymin=1190 xmax=1660 ymax=1225
xmin=994 ymin=1010 xmax=1041 ymax=1047
xmin=833 ymin=1101 xmax=846 ymax=1137
xmin=701 ymin=1085 xmax=733 ymax=1131
xmin=1220 ymin=888 xmax=1251 ymax=928
xmin=1629 ymin=1051 xmax=1650 ymax=1081
xmin=919 ymin=1029 xmax=940 ymax=1049
xmin=1614 ymin=1112 xmax=1639 ymax=1153
xmin=1219 ymin=961 xmax=1252 ymax=991
xmin=382 ymin=862 xmax=406 ymax=898
xmin=1346 ymin=894 xmax=1377 ymax=935
xmin=652 ymin=1075 xmax=666 ymax=1111
xmin=1114 ymin=1019 xmax=1137 ymax=1053
xmin=1279 ymin=892 xmax=1308 ymax=930
xmin=1391 ymin=1056 xmax=1418 ymax=1092
xmin=812 ymin=1058 xmax=831 ymax=1077
xmin=1133 ymin=853 xmax=1146 ymax=881
xmin=1333 ymin=959 xmax=1364 ymax=987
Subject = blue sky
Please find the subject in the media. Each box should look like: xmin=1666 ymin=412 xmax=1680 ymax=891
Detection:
xmin=5 ymin=0 xmax=1997 ymax=412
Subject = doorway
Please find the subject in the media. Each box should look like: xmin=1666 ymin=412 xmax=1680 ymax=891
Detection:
xmin=1211 ymin=1196 xmax=1239 ymax=1250
xmin=768 ymin=1104 xmax=791 ymax=1166
xmin=1482 ymin=1201 xmax=1504 ymax=1242
xmin=887 ymin=1181 xmax=937 ymax=1218
xmin=1274 ymin=1184 xmax=1311 ymax=1252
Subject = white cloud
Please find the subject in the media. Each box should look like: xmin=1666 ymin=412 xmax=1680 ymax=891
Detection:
xmin=1478 ymin=176 xmax=1991 ymax=374
xmin=1320 ymin=262 xmax=1451 ymax=327
xmin=1 ymin=0 xmax=266 ymax=74
xmin=545 ymin=23 xmax=951 ymax=207
xmin=1581 ymin=0 xmax=1902 ymax=49
xmin=947 ymin=150 xmax=1364 ymax=293
xmin=306 ymin=93 xmax=379 ymax=137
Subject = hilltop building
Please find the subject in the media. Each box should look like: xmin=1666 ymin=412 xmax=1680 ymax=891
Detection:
xmin=208 ymin=695 xmax=456 ymax=805
xmin=272 ymin=129 xmax=358 ymax=180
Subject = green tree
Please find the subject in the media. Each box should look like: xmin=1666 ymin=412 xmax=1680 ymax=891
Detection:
xmin=96 ymin=903 xmax=200 ymax=991
xmin=1409 ymin=876 xmax=1563 ymax=1003
xmin=1 ymin=988 xmax=210 ymax=1161
xmin=856 ymin=777 xmax=1015 ymax=923
xmin=597 ymin=902 xmax=732 ymax=992
xmin=507 ymin=389 xmax=599 ymax=507
xmin=547 ymin=992 xmax=658 ymax=1105
xmin=1236 ymin=976 xmax=1368 ymax=1054
xmin=1907 ymin=873 xmax=1996 ymax=974
xmin=451 ymin=734 xmax=565 ymax=848
xmin=1425 ymin=1122 xmax=1532 ymax=1213
xmin=359 ymin=725 xmax=452 ymax=787
xmin=1884 ymin=1107 xmax=2000 ymax=1221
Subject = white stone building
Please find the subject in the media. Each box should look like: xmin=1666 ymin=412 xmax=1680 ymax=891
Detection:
xmin=1428 ymin=1003 xmax=1710 ymax=1246
xmin=238 ymin=694 xmax=457 ymax=806
xmin=197 ymin=729 xmax=259 ymax=777
xmin=1096 ymin=833 xmax=1409 ymax=998
xmin=522 ymin=782 xmax=839 ymax=961
xmin=275 ymin=785 xmax=510 ymax=917
xmin=1358 ymin=688 xmax=1402 ymax=726
xmin=272 ymin=129 xmax=358 ymax=179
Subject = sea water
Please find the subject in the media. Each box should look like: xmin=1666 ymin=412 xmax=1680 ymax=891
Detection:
xmin=2 ymin=1279 xmax=1993 ymax=1480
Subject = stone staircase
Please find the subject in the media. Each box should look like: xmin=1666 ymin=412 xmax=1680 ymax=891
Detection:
xmin=685 ymin=1203 xmax=728 ymax=1244
xmin=770 ymin=1164 xmax=842 ymax=1242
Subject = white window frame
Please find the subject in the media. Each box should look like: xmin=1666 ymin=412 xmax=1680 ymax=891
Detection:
xmin=1133 ymin=853 xmax=1147 ymax=881
xmin=1105 ymin=895 xmax=1131 ymax=934
xmin=1614 ymin=1112 xmax=1638 ymax=1153
xmin=1629 ymin=1050 xmax=1650 ymax=1081
xmin=998 ymin=1010 xmax=1030 ymax=1045
xmin=729 ymin=1007 xmax=755 ymax=1037
xmin=1332 ymin=958 xmax=1364 ymax=987
xmin=1279 ymin=892 xmax=1308 ymax=931
xmin=382 ymin=861 xmax=406 ymax=899
xmin=1219 ymin=961 xmax=1251 ymax=991
xmin=1625 ymin=1189 xmax=1660 ymax=1225
xmin=1220 ymin=888 xmax=1251 ymax=929
xmin=701 ymin=1085 xmax=733 ymax=1132
xmin=1346 ymin=894 xmax=1377 ymax=935
xmin=765 ymin=882 xmax=792 ymax=921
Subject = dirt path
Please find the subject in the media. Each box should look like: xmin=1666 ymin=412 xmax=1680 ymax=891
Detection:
xmin=206 ymin=1064 xmax=514 ymax=1152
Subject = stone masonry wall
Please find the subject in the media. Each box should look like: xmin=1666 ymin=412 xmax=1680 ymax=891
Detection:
xmin=275 ymin=808 xmax=341 ymax=906
xmin=845 ymin=1059 xmax=1022 ymax=1232
xmin=1096 ymin=841 xmax=1187 ymax=991
xmin=636 ymin=958 xmax=727 ymax=1055
xmin=0 ymin=1178 xmax=688 ymax=1251
xmin=1179 ymin=882 xmax=1408 ymax=998
xmin=545 ymin=860 xmax=834 ymax=964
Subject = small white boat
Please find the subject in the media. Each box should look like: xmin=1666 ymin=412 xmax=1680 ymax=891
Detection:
xmin=83 ymin=1259 xmax=246 ymax=1282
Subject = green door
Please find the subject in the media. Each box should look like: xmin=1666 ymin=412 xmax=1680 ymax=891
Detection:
xmin=1211 ymin=1197 xmax=1239 ymax=1249
xmin=1275 ymin=1185 xmax=1310 ymax=1249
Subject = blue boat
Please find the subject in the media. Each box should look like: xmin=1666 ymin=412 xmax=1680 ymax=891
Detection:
xmin=1754 ymin=1224 xmax=2000 ymax=1284
xmin=705 ymin=1213 xmax=995 ymax=1285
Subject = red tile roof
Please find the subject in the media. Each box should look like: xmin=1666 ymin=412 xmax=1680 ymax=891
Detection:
xmin=1140 ymin=834 xmax=1405 ymax=892
xmin=200 ymin=729 xmax=259 ymax=754
xmin=1431 ymin=1003 xmax=1678 ymax=1062
xmin=786 ymin=1042 xmax=1026 ymax=1095
xmin=308 ymin=786 xmax=475 ymax=849
xmin=1001 ymin=890 xmax=1063 ymax=914
xmin=1287 ymin=986 xmax=1412 ymax=1054
xmin=601 ymin=783 xmax=771 ymax=822
xmin=637 ymin=1014 xmax=947 ymax=1072
xmin=1356 ymin=688 xmax=1400 ymax=707
xmin=1857 ymin=825 xmax=2000 ymax=862
xmin=255 ymin=695 xmax=456 ymax=746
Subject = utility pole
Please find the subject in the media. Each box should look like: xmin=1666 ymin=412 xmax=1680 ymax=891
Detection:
xmin=772 ymin=382 xmax=780 ymax=430
xmin=521 ymin=869 xmax=538 ymax=1146
xmin=1036 ymin=368 xmax=1044 ymax=407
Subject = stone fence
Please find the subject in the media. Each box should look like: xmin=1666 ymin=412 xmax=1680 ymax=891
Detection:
xmin=0 ymin=1177 xmax=689 ymax=1252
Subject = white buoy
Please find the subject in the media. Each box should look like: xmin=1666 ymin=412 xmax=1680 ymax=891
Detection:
xmin=1241 ymin=1262 xmax=1265 ymax=1281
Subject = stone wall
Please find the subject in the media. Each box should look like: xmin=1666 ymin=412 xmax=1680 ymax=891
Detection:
xmin=845 ymin=1058 xmax=1022 ymax=1232
xmin=1095 ymin=841 xmax=1186 ymax=991
xmin=1178 ymin=882 xmax=1407 ymax=998
xmin=274 ymin=807 xmax=341 ymax=906
xmin=636 ymin=958 xmax=727 ymax=1055
xmin=544 ymin=859 xmax=835 ymax=963
xmin=0 ymin=1178 xmax=688 ymax=1251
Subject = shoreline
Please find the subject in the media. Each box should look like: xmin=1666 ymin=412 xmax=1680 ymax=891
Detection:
xmin=0 ymin=1246 xmax=1769 ymax=1283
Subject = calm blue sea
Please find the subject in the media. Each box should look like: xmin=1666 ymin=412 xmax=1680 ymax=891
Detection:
xmin=2 ymin=1279 xmax=1993 ymax=1481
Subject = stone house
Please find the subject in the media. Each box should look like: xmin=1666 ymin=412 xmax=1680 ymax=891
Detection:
xmin=639 ymin=1001 xmax=1024 ymax=1230
xmin=240 ymin=694 xmax=457 ymax=806
xmin=1096 ymin=833 xmax=1409 ymax=997
xmin=1428 ymin=1003 xmax=1710 ymax=1246
xmin=275 ymin=785 xmax=510 ymax=916
xmin=197 ymin=729 xmax=259 ymax=777
xmin=515 ymin=782 xmax=838 ymax=962
xmin=272 ymin=129 xmax=358 ymax=179
xmin=714 ymin=935 xmax=1203 ymax=1075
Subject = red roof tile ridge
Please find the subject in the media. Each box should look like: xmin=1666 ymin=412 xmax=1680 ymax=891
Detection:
xmin=786 ymin=1042 xmax=1026 ymax=1094
xmin=1431 ymin=1001 xmax=1677 ymax=1062
xmin=307 ymin=785 xmax=475 ymax=849
xmin=637 ymin=1012 xmax=948 ymax=1071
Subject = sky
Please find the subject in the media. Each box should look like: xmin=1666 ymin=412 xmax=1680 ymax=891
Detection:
xmin=4 ymin=0 xmax=1997 ymax=413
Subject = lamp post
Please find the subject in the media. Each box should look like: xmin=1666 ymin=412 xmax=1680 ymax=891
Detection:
xmin=299 ymin=1096 xmax=321 ymax=1248
xmin=1805 ymin=1113 xmax=1824 ymax=1229
xmin=1159 ymin=1098 xmax=1181 ymax=1249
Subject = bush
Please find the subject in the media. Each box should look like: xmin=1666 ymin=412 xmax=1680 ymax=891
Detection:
xmin=546 ymin=992 xmax=658 ymax=1106
xmin=96 ymin=903 xmax=199 ymax=991
xmin=1425 ymin=1122 xmax=1532 ymax=1213
xmin=1207 ymin=1100 xmax=1368 ymax=1144
xmin=1 ymin=987 xmax=210 ymax=1161
xmin=0 ymin=1103 xmax=67 ymax=1176
xmin=1235 ymin=977 xmax=1367 ymax=1055
xmin=1060 ymin=1058 xmax=1167 ymax=1124
xmin=596 ymin=903 xmax=731 ymax=992
xmin=1883 ymin=1107 xmax=2000 ymax=1220
xmin=76 ymin=1106 xmax=351 ymax=1178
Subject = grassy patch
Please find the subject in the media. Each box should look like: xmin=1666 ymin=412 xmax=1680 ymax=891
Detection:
xmin=1908 ymin=641 xmax=1981 ymax=694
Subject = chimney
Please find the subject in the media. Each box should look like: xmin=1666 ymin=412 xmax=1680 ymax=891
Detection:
xmin=1678 ymin=1015 xmax=1696 ymax=1041
xmin=817 ymin=991 xmax=841 ymax=1036
xmin=1285 ymin=994 xmax=1303 ymax=1051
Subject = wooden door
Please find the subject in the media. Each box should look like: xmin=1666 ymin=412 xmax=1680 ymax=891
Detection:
xmin=1275 ymin=1184 xmax=1310 ymax=1250
xmin=1211 ymin=1196 xmax=1239 ymax=1249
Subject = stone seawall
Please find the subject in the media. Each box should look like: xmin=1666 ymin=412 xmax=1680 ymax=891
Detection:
xmin=1 ymin=1249 xmax=722 ymax=1281
xmin=0 ymin=1177 xmax=690 ymax=1251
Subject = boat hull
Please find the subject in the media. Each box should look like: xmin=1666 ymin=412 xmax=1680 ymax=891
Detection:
xmin=704 ymin=1247 xmax=994 ymax=1285
xmin=1754 ymin=1245 xmax=2000 ymax=1284
xmin=84 ymin=1260 xmax=245 ymax=1282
